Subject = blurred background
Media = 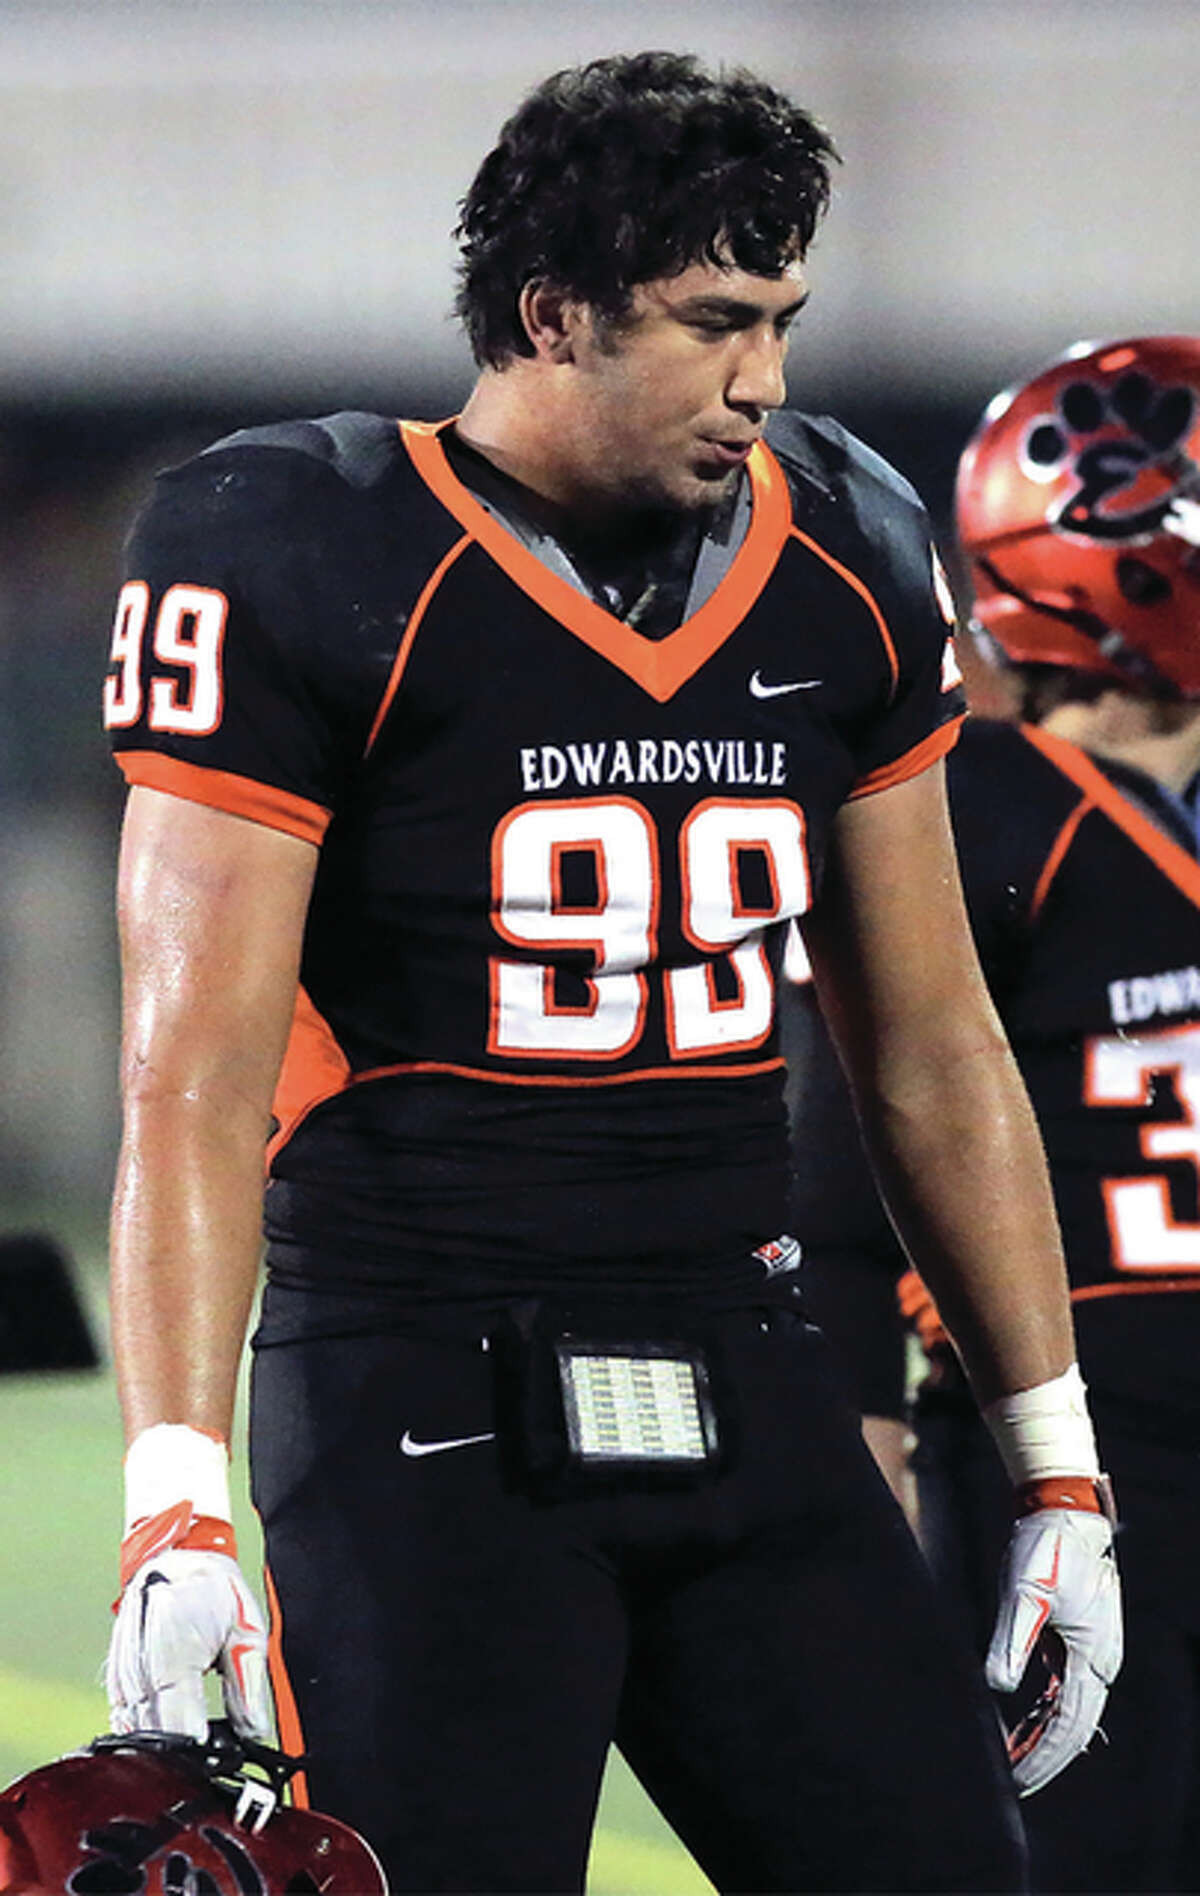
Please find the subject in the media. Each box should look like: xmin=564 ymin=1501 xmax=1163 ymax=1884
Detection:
xmin=1 ymin=0 xmax=1198 ymax=1883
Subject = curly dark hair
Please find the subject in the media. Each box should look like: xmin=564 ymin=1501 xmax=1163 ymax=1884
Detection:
xmin=454 ymin=51 xmax=838 ymax=368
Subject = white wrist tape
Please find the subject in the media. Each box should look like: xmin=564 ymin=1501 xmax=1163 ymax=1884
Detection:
xmin=982 ymin=1362 xmax=1101 ymax=1486
xmin=123 ymin=1422 xmax=232 ymax=1534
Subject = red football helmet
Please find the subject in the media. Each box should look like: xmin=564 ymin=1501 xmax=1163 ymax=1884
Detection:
xmin=955 ymin=336 xmax=1200 ymax=697
xmin=0 ymin=1729 xmax=387 ymax=1895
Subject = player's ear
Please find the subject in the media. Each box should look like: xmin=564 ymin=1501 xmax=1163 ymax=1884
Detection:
xmin=518 ymin=279 xmax=585 ymax=363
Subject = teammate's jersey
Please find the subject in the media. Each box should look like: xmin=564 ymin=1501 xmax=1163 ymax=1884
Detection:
xmin=948 ymin=718 xmax=1200 ymax=1415
xmin=104 ymin=408 xmax=962 ymax=1292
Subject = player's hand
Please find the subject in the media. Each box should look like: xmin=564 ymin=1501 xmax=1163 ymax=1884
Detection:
xmin=986 ymin=1498 xmax=1122 ymax=1796
xmin=107 ymin=1538 xmax=273 ymax=1744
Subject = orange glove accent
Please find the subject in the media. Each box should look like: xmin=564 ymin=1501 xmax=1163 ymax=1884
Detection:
xmin=1015 ymin=1475 xmax=1116 ymax=1521
xmin=118 ymin=1503 xmax=240 ymax=1595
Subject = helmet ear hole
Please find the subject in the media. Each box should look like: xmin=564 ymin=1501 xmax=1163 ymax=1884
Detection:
xmin=1116 ymin=556 xmax=1172 ymax=607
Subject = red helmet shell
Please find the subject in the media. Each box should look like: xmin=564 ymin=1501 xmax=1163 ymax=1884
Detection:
xmin=955 ymin=336 xmax=1200 ymax=696
xmin=0 ymin=1741 xmax=387 ymax=1895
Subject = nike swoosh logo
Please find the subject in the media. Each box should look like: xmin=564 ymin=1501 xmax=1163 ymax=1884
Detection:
xmin=748 ymin=669 xmax=822 ymax=698
xmin=400 ymin=1429 xmax=496 ymax=1459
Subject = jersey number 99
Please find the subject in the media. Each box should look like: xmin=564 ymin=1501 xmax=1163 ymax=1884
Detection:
xmin=103 ymin=581 xmax=228 ymax=737
xmin=489 ymin=796 xmax=810 ymax=1061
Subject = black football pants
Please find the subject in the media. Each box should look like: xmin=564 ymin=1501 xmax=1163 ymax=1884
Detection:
xmin=251 ymin=1302 xmax=1025 ymax=1894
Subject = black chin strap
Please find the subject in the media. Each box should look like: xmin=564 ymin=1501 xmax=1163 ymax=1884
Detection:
xmin=91 ymin=1722 xmax=306 ymax=1798
xmin=975 ymin=554 xmax=1182 ymax=701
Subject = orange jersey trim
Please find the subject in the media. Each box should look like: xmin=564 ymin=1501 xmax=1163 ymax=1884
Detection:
xmin=398 ymin=420 xmax=794 ymax=703
xmin=365 ymin=531 xmax=473 ymax=756
xmin=343 ymin=1052 xmax=785 ymax=1091
xmin=264 ymin=1564 xmax=309 ymax=1809
xmin=848 ymin=714 xmax=964 ymax=800
xmin=267 ymin=990 xmax=787 ymax=1158
xmin=1071 ymin=1277 xmax=1200 ymax=1303
xmin=786 ymin=523 xmax=899 ymax=695
xmin=1031 ymin=794 xmax=1095 ymax=922
xmin=268 ymin=986 xmax=353 ymax=1167
xmin=117 ymin=751 xmax=330 ymax=846
xmin=1022 ymin=724 xmax=1200 ymax=911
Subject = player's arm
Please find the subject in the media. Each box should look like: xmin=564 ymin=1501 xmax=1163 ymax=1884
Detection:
xmin=106 ymin=783 xmax=318 ymax=1742
xmin=111 ymin=785 xmax=317 ymax=1437
xmin=802 ymin=758 xmax=1121 ymax=1794
xmin=801 ymin=759 xmax=1070 ymax=1405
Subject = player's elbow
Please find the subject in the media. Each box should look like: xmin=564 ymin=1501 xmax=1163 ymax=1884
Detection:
xmin=120 ymin=1047 xmax=277 ymax=1135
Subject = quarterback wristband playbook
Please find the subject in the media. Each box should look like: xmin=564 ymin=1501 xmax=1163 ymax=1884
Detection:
xmin=496 ymin=1300 xmax=725 ymax=1496
xmin=119 ymin=1422 xmax=239 ymax=1592
xmin=982 ymin=1362 xmax=1116 ymax=1521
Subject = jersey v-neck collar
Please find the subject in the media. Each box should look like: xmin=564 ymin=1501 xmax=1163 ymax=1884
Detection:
xmin=399 ymin=417 xmax=793 ymax=704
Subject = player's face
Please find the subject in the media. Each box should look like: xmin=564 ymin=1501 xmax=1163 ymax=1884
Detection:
xmin=564 ymin=257 xmax=808 ymax=514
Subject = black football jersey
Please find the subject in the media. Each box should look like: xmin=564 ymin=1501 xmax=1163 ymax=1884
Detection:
xmin=948 ymin=719 xmax=1200 ymax=1415
xmin=104 ymin=409 xmax=962 ymax=1293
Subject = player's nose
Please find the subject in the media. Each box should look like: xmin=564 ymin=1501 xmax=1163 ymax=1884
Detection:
xmin=727 ymin=326 xmax=788 ymax=415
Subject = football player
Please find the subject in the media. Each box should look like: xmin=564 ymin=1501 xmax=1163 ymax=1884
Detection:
xmin=784 ymin=335 xmax=1200 ymax=1892
xmin=914 ymin=336 xmax=1200 ymax=1893
xmin=101 ymin=53 xmax=1119 ymax=1893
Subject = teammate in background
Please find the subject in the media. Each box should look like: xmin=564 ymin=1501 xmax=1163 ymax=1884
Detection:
xmin=902 ymin=335 xmax=1200 ymax=1895
xmin=100 ymin=54 xmax=1118 ymax=1893
xmin=788 ymin=335 xmax=1200 ymax=1890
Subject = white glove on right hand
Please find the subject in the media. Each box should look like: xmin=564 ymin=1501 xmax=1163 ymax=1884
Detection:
xmin=107 ymin=1545 xmax=273 ymax=1744
xmin=986 ymin=1505 xmax=1122 ymax=1796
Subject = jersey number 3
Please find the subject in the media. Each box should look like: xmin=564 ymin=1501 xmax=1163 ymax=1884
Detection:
xmin=1087 ymin=1023 xmax=1200 ymax=1270
xmin=489 ymin=796 xmax=810 ymax=1062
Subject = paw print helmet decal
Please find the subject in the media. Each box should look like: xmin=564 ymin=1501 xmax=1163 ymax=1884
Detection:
xmin=956 ymin=336 xmax=1200 ymax=697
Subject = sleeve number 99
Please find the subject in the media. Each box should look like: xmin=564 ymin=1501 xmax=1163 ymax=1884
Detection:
xmin=103 ymin=580 xmax=228 ymax=737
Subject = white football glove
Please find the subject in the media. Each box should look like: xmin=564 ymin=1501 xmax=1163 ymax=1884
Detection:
xmin=986 ymin=1504 xmax=1122 ymax=1796
xmin=107 ymin=1544 xmax=273 ymax=1744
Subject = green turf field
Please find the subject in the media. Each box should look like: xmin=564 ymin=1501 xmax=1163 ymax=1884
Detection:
xmin=0 ymin=1229 xmax=713 ymax=1894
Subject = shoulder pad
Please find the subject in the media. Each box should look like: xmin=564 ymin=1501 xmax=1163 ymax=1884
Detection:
xmin=202 ymin=411 xmax=402 ymax=491
xmin=765 ymin=410 xmax=923 ymax=513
